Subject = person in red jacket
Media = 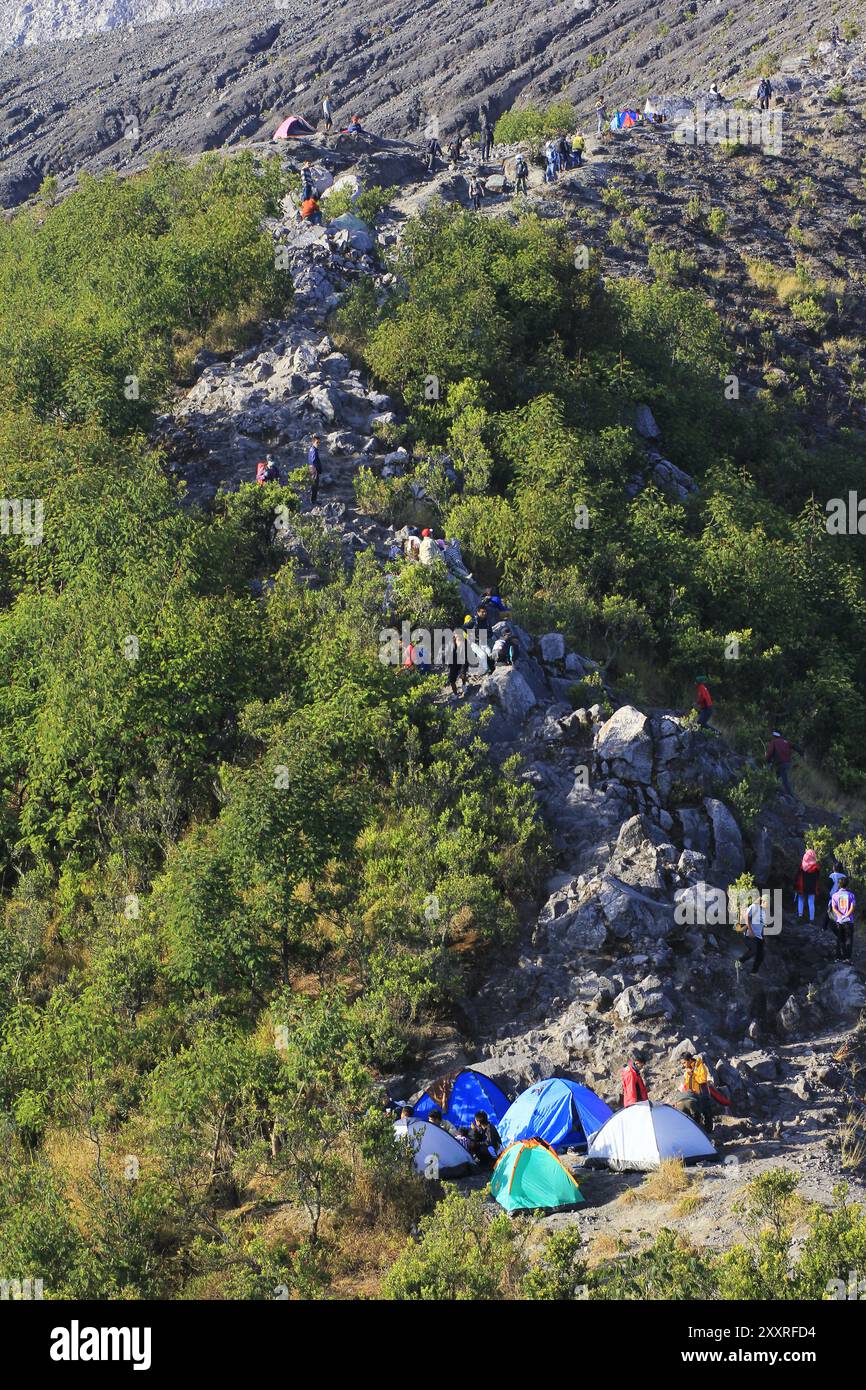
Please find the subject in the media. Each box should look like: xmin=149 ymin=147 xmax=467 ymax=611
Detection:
xmin=621 ymin=1055 xmax=649 ymax=1107
xmin=695 ymin=676 xmax=713 ymax=728
xmin=766 ymin=729 xmax=801 ymax=797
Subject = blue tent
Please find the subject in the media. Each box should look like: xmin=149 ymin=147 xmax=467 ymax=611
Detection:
xmin=413 ymin=1069 xmax=510 ymax=1129
xmin=497 ymin=1078 xmax=613 ymax=1151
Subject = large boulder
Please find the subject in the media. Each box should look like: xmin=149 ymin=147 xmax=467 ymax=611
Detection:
xmin=539 ymin=632 xmax=566 ymax=663
xmin=704 ymin=797 xmax=745 ymax=878
xmin=478 ymin=665 xmax=537 ymax=731
xmin=595 ymin=705 xmax=653 ymax=783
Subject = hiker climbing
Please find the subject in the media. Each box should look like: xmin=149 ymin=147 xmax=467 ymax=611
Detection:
xmin=557 ymin=133 xmax=570 ymax=170
xmin=756 ymin=76 xmax=773 ymax=111
xmin=300 ymin=160 xmax=314 ymax=201
xmin=300 ymin=195 xmax=322 ymax=225
xmin=448 ymin=135 xmax=463 ymax=168
xmin=571 ymin=129 xmax=585 ymax=165
xmin=480 ymin=117 xmax=493 ymax=161
xmin=766 ymin=729 xmax=800 ymax=797
xmin=544 ymin=140 xmax=558 ymax=183
xmin=426 ymin=133 xmax=443 ymax=174
xmin=489 ymin=626 xmax=517 ymax=668
xmin=740 ymin=892 xmax=767 ymax=974
xmin=795 ymin=848 xmax=820 ymax=924
xmin=322 ymin=92 xmax=334 ymax=132
xmin=621 ymin=1054 xmax=649 ymax=1106
xmin=830 ymin=881 xmax=856 ymax=962
xmin=595 ymin=97 xmax=607 ymax=134
xmin=307 ymin=433 xmax=322 ymax=504
xmin=695 ymin=676 xmax=713 ymax=728
xmin=468 ymin=171 xmax=484 ymax=211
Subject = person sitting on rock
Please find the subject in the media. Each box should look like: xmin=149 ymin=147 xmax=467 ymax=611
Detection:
xmin=489 ymin=626 xmax=517 ymax=668
xmin=300 ymin=195 xmax=322 ymax=225
xmin=344 ymin=113 xmax=366 ymax=134
xmin=695 ymin=676 xmax=713 ymax=728
xmin=481 ymin=587 xmax=509 ymax=615
xmin=418 ymin=528 xmax=440 ymax=565
xmin=795 ymin=848 xmax=821 ymax=924
xmin=467 ymin=1111 xmax=501 ymax=1166
xmin=621 ymin=1054 xmax=649 ymax=1106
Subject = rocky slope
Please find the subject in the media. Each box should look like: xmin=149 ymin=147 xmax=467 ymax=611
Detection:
xmin=152 ymin=140 xmax=866 ymax=1248
xmin=1 ymin=0 xmax=862 ymax=206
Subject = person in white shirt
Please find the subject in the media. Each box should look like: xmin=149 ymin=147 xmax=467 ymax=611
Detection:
xmin=741 ymin=896 xmax=766 ymax=974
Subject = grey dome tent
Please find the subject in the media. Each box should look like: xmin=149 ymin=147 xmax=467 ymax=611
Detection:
xmin=586 ymin=1101 xmax=717 ymax=1171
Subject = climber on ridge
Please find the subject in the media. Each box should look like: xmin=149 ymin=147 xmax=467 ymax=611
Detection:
xmin=766 ymin=728 xmax=800 ymax=797
xmin=695 ymin=675 xmax=713 ymax=728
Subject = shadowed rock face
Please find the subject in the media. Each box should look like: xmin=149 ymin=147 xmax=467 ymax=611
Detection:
xmin=0 ymin=0 xmax=847 ymax=206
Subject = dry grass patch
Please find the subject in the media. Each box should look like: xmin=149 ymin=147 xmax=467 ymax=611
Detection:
xmin=617 ymin=1158 xmax=697 ymax=1207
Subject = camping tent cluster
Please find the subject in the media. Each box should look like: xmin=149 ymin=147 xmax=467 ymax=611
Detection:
xmin=394 ymin=1069 xmax=719 ymax=1213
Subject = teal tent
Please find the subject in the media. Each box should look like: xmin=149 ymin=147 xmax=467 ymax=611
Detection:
xmin=490 ymin=1139 xmax=585 ymax=1212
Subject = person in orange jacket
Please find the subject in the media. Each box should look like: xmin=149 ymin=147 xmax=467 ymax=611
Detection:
xmin=695 ymin=676 xmax=713 ymax=728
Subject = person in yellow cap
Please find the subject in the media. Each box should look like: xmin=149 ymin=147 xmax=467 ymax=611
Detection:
xmin=680 ymin=1053 xmax=713 ymax=1135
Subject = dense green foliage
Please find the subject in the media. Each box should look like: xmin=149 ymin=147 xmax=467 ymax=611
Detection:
xmin=384 ymin=1173 xmax=866 ymax=1301
xmin=338 ymin=203 xmax=866 ymax=789
xmin=0 ymin=160 xmax=547 ymax=1297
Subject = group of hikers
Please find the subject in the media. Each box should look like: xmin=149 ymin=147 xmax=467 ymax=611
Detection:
xmin=400 ymin=1105 xmax=502 ymax=1166
xmin=255 ymin=434 xmax=321 ymax=503
xmin=794 ymin=849 xmax=857 ymax=963
xmin=543 ymin=130 xmax=586 ymax=182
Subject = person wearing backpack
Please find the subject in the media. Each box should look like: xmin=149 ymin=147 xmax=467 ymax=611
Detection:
xmin=426 ymin=135 xmax=443 ymax=174
xmin=557 ymin=133 xmax=570 ymax=170
xmin=679 ymin=1054 xmax=714 ymax=1135
xmin=795 ymin=848 xmax=821 ymax=923
xmin=255 ymin=454 xmax=280 ymax=486
xmin=757 ymin=76 xmax=773 ymax=111
xmin=830 ymin=883 xmax=857 ymax=962
xmin=514 ymin=151 xmax=528 ymax=194
xmin=468 ymin=172 xmax=484 ymax=211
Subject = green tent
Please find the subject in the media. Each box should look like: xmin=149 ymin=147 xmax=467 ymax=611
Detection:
xmin=490 ymin=1139 xmax=585 ymax=1212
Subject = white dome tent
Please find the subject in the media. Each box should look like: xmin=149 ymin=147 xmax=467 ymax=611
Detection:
xmin=586 ymin=1101 xmax=717 ymax=1171
xmin=393 ymin=1119 xmax=478 ymax=1179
